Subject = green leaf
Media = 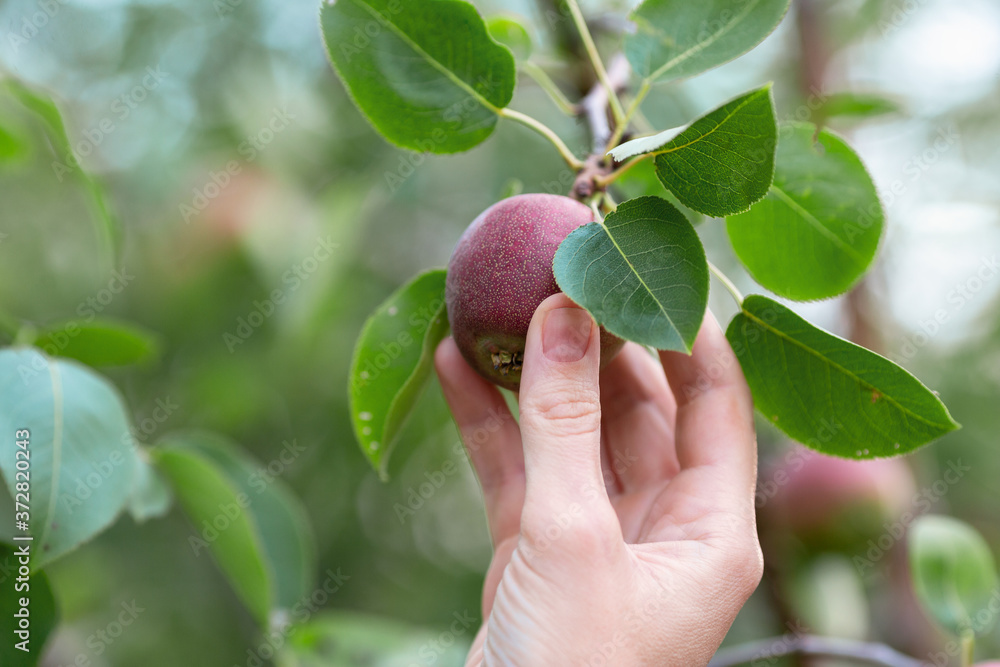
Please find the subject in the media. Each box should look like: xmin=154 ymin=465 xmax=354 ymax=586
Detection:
xmin=152 ymin=445 xmax=272 ymax=625
xmin=33 ymin=319 xmax=160 ymax=368
xmin=278 ymin=611 xmax=471 ymax=667
xmin=0 ymin=348 xmax=140 ymax=570
xmin=625 ymin=0 xmax=791 ymax=83
xmin=0 ymin=121 xmax=27 ymax=163
xmin=349 ymin=270 xmax=449 ymax=479
xmin=5 ymin=81 xmax=122 ymax=262
xmin=320 ymin=0 xmax=516 ymax=154
xmin=726 ymin=295 xmax=959 ymax=458
xmin=909 ymin=515 xmax=998 ymax=637
xmin=553 ymin=196 xmax=708 ymax=351
xmin=653 ymin=86 xmax=777 ymax=217
xmin=0 ymin=544 xmax=59 ymax=665
xmin=726 ymin=123 xmax=884 ymax=300
xmin=127 ymin=455 xmax=172 ymax=523
xmin=487 ymin=15 xmax=532 ymax=61
xmin=817 ymin=92 xmax=900 ymax=122
xmin=611 ymin=157 xmax=704 ymax=226
xmin=159 ymin=432 xmax=316 ymax=611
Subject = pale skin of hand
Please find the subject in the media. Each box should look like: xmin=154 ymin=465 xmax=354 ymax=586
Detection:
xmin=435 ymin=294 xmax=764 ymax=666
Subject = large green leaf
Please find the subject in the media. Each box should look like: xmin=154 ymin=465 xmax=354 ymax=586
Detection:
xmin=152 ymin=445 xmax=272 ymax=626
xmin=0 ymin=349 xmax=139 ymax=570
xmin=909 ymin=515 xmax=998 ymax=637
xmin=320 ymin=0 xmax=516 ymax=153
xmin=553 ymin=196 xmax=708 ymax=352
xmin=625 ymin=0 xmax=791 ymax=82
xmin=33 ymin=319 xmax=160 ymax=368
xmin=278 ymin=611 xmax=470 ymax=667
xmin=726 ymin=295 xmax=959 ymax=458
xmin=349 ymin=270 xmax=449 ymax=479
xmin=726 ymin=123 xmax=884 ymax=300
xmin=160 ymin=432 xmax=316 ymax=612
xmin=653 ymin=87 xmax=777 ymax=217
xmin=0 ymin=544 xmax=59 ymax=666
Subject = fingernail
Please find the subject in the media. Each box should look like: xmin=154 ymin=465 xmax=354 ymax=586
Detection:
xmin=542 ymin=307 xmax=593 ymax=362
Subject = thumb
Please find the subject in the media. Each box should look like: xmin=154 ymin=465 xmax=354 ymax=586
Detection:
xmin=518 ymin=294 xmax=610 ymax=522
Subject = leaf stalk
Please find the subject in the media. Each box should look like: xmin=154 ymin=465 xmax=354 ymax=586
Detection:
xmin=564 ymin=0 xmax=626 ymax=126
xmin=498 ymin=108 xmax=584 ymax=169
xmin=707 ymin=261 xmax=744 ymax=306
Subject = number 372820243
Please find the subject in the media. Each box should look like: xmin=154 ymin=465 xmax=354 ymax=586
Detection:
xmin=14 ymin=428 xmax=30 ymax=519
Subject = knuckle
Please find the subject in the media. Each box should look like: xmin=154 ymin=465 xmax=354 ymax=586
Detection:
xmin=728 ymin=535 xmax=764 ymax=598
xmin=520 ymin=505 xmax=614 ymax=558
xmin=521 ymin=384 xmax=601 ymax=435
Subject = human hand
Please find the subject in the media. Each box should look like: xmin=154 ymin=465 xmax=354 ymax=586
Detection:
xmin=434 ymin=294 xmax=763 ymax=666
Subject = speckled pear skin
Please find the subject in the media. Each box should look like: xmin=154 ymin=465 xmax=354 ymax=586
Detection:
xmin=446 ymin=193 xmax=624 ymax=391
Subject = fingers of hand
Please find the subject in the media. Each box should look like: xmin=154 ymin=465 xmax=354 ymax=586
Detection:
xmin=517 ymin=294 xmax=619 ymax=539
xmin=599 ymin=343 xmax=679 ymax=491
xmin=435 ymin=337 xmax=525 ymax=545
xmin=658 ymin=312 xmax=757 ymax=518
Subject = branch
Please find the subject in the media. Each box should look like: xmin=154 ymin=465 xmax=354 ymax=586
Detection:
xmin=564 ymin=0 xmax=626 ymax=125
xmin=522 ymin=62 xmax=579 ymax=116
xmin=570 ymin=54 xmax=630 ymax=200
xmin=708 ymin=635 xmax=926 ymax=667
xmin=579 ymin=54 xmax=631 ymax=154
xmin=498 ymin=108 xmax=584 ymax=170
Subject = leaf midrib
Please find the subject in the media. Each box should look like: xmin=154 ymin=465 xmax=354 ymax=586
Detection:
xmin=770 ymin=184 xmax=866 ymax=264
xmin=741 ymin=305 xmax=954 ymax=431
xmin=348 ymin=0 xmax=501 ymax=115
xmin=645 ymin=0 xmax=765 ymax=81
xmin=660 ymin=89 xmax=765 ymax=155
xmin=602 ymin=216 xmax=687 ymax=350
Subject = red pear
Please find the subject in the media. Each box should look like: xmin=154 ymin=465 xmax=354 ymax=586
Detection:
xmin=446 ymin=193 xmax=623 ymax=390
